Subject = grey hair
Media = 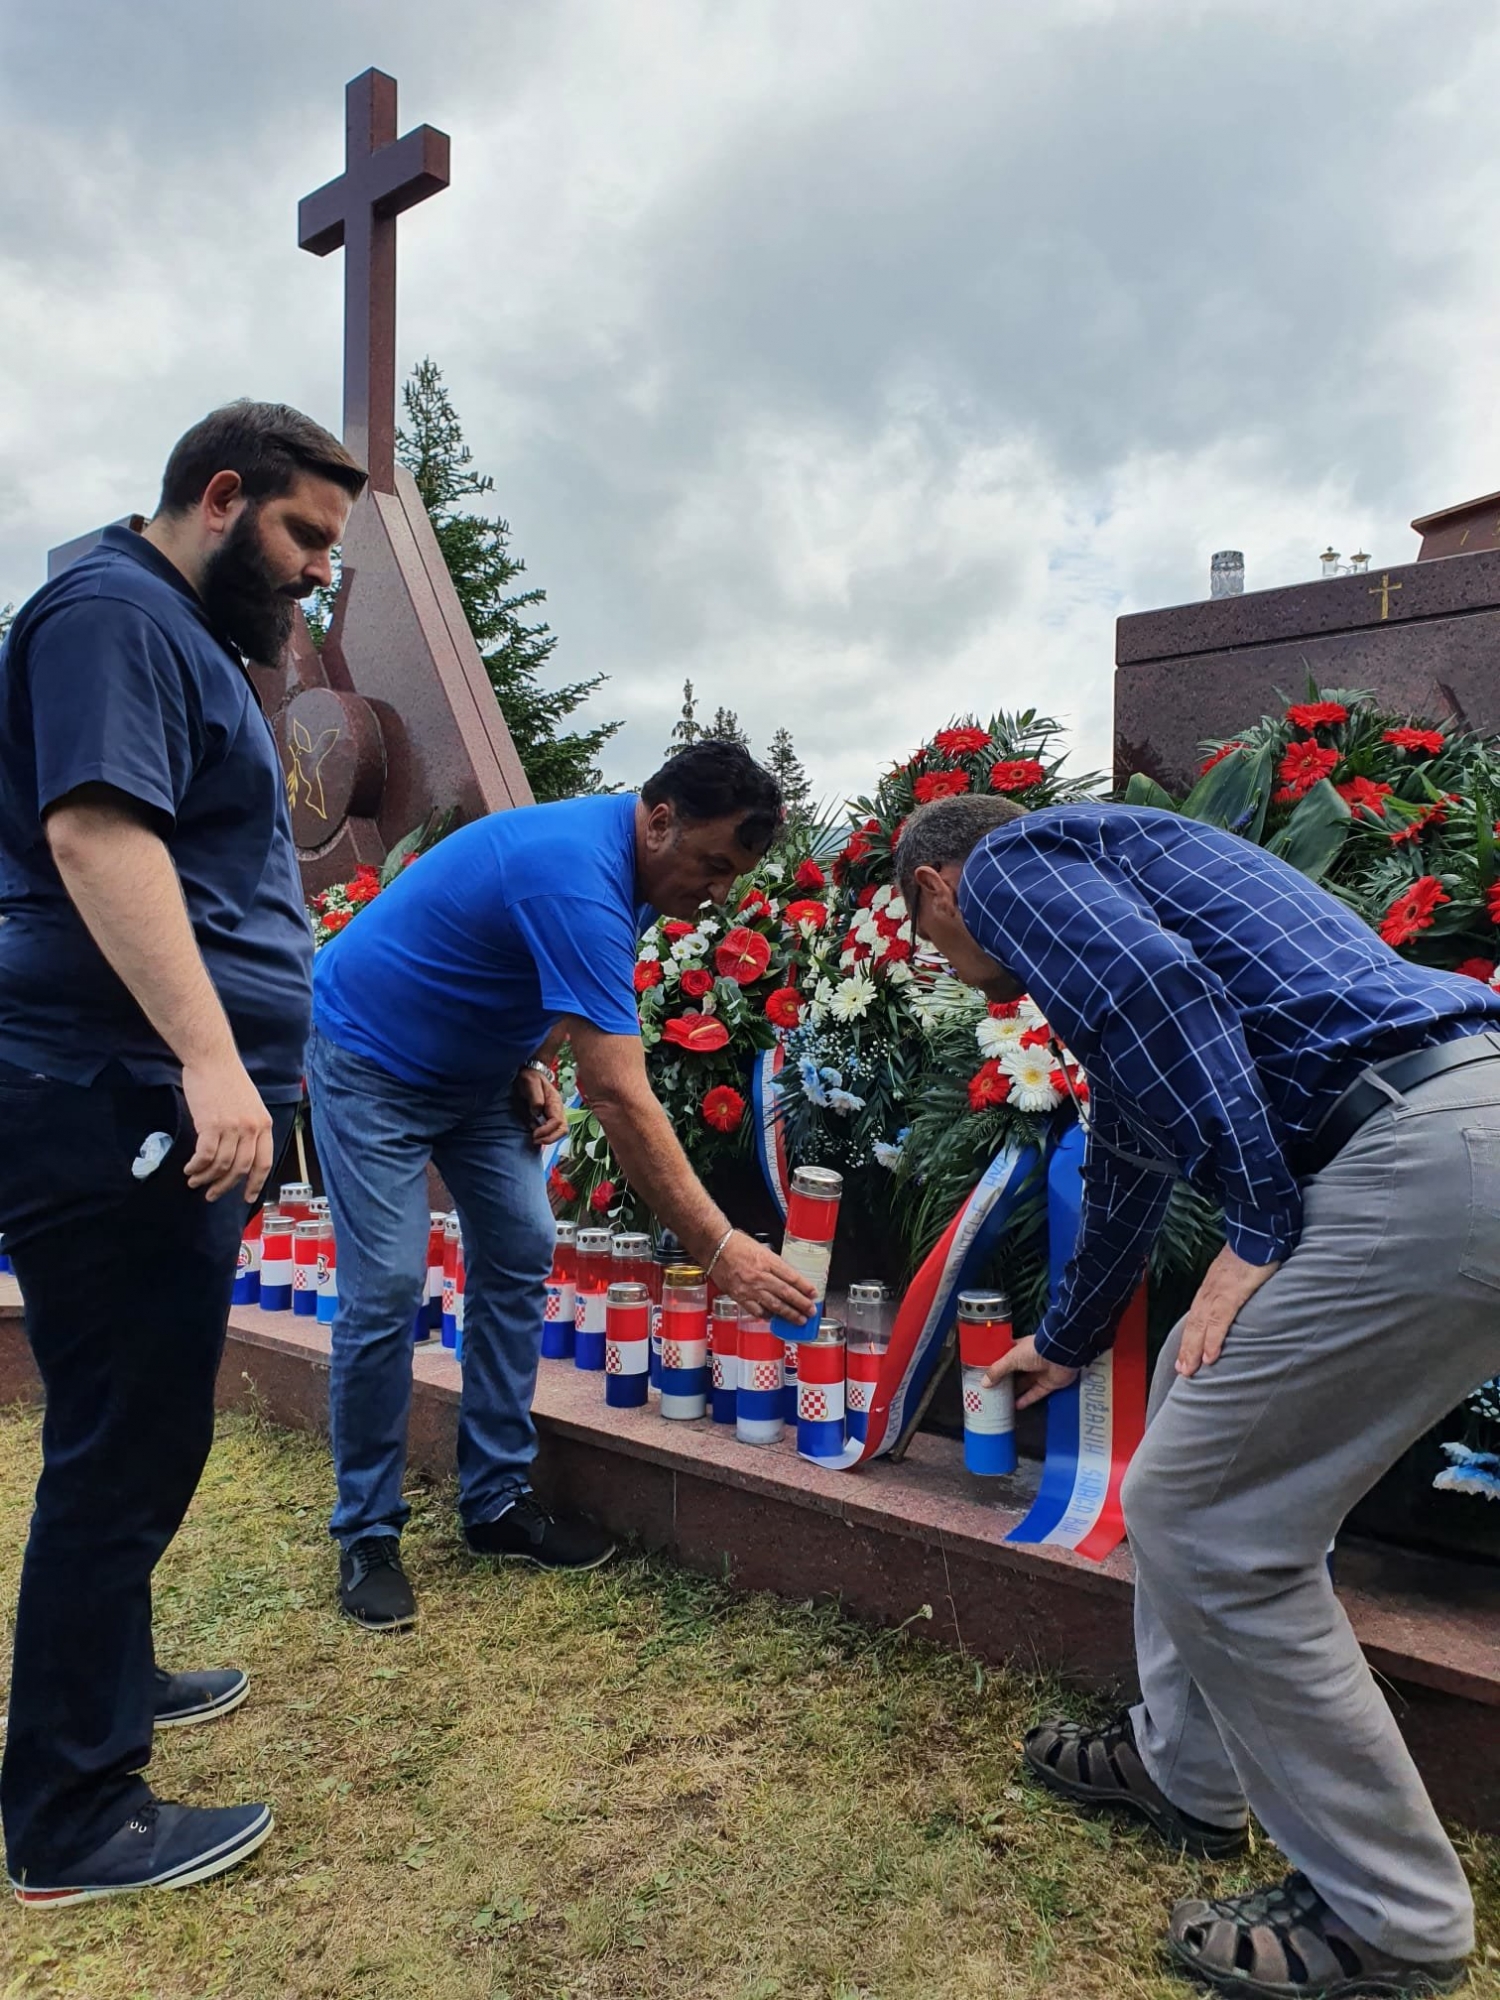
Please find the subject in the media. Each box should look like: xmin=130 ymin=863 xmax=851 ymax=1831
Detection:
xmin=895 ymin=795 xmax=1029 ymax=909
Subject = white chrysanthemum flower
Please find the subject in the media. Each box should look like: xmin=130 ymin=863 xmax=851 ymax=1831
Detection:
xmin=1000 ymin=1043 xmax=1059 ymax=1112
xmin=671 ymin=935 xmax=709 ymax=962
xmin=829 ymin=975 xmax=878 ymax=1022
xmin=698 ymin=918 xmax=721 ymax=938
xmin=884 ymin=960 xmax=914 ymax=986
xmin=977 ymin=1015 xmax=1027 ymax=1058
xmin=638 ymin=943 xmax=660 ymax=962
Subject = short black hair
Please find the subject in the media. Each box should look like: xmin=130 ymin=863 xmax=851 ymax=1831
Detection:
xmin=641 ymin=740 xmax=784 ymax=855
xmin=894 ymin=795 xmax=1029 ymax=908
xmin=156 ymin=400 xmax=368 ymax=516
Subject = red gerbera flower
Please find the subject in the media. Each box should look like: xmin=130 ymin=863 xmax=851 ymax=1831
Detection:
xmin=764 ymin=985 xmax=804 ymax=1029
xmin=679 ymin=966 xmax=713 ymax=999
xmin=1335 ymin=776 xmax=1393 ymax=819
xmin=701 ymin=1085 xmax=746 ymax=1134
xmin=1388 ymin=797 xmax=1454 ymax=847
xmin=793 ymin=859 xmax=826 ymax=891
xmin=1286 ymin=701 xmax=1348 ymax=732
xmin=633 ymin=959 xmax=663 ymax=993
xmin=346 ymin=866 xmax=382 ymax=905
xmin=913 ymin=769 xmax=972 ymax=804
xmin=1453 ymin=957 xmax=1497 ymax=983
xmin=967 ymin=1060 xmax=1012 ymax=1112
xmin=990 ymin=758 xmax=1046 ymax=793
xmin=1274 ymin=740 xmax=1339 ymax=804
xmin=589 ymin=1180 xmax=616 ymax=1214
xmin=1378 ymin=876 xmax=1450 ymax=948
xmin=785 ymin=899 xmax=828 ymax=930
xmin=1048 ymin=1067 xmax=1071 ymax=1096
xmin=1383 ymin=727 xmax=1446 ymax=756
xmin=321 ymin=908 xmax=353 ymax=935
xmin=1198 ymin=743 xmax=1242 ymax=775
xmin=661 ymin=1013 xmax=732 ymax=1053
xmin=933 ymin=725 xmax=993 ymax=756
xmin=714 ymin=926 xmax=772 ymax=984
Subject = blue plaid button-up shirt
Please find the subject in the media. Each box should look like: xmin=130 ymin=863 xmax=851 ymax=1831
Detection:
xmin=958 ymin=804 xmax=1500 ymax=1368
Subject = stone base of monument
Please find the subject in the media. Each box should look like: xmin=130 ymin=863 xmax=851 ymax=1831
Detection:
xmin=1 ymin=1275 xmax=1495 ymax=1832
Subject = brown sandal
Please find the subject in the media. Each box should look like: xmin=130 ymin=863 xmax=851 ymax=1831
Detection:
xmin=1168 ymin=1871 xmax=1468 ymax=1998
xmin=1024 ymin=1709 xmax=1249 ymax=1860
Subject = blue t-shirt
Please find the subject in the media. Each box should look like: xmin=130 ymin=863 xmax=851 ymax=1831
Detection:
xmin=0 ymin=526 xmax=313 ymax=1101
xmin=313 ymin=794 xmax=650 ymax=1088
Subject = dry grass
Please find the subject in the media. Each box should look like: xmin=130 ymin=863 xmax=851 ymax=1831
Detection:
xmin=0 ymin=1407 xmax=1492 ymax=2000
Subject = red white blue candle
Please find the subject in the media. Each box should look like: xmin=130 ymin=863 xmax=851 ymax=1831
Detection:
xmin=772 ymin=1166 xmax=842 ymax=1345
xmin=736 ymin=1310 xmax=784 ymax=1444
xmin=957 ymin=1290 xmax=1016 ymax=1476
xmin=710 ymin=1296 xmax=739 ymax=1425
xmin=277 ymin=1181 xmax=315 ymax=1224
xmin=573 ymin=1227 xmax=612 ymax=1371
xmin=796 ymin=1316 xmax=846 ymax=1459
xmin=453 ymin=1237 xmax=467 ymax=1365
xmin=425 ymin=1213 xmax=447 ymax=1336
xmin=844 ymin=1280 xmax=893 ymax=1443
xmin=259 ymin=1210 xmax=293 ymax=1312
xmin=441 ymin=1215 xmax=461 ymax=1348
xmin=605 ymin=1280 xmax=652 ymax=1407
xmin=233 ymin=1214 xmax=262 ymax=1306
xmin=315 ymin=1220 xmax=338 ymax=1325
xmin=659 ymin=1264 xmax=709 ymax=1419
xmin=543 ymin=1219 xmax=577 ymax=1360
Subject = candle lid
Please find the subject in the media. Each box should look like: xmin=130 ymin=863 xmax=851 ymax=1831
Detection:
xmin=664 ymin=1263 xmax=706 ymax=1285
xmin=611 ymin=1232 xmax=651 ymax=1256
xmin=294 ymin=1220 xmax=321 ymax=1239
xmin=279 ymin=1181 xmax=314 ymax=1198
xmin=577 ymin=1228 xmax=614 ymax=1253
xmin=956 ymin=1289 xmax=1011 ymax=1316
xmin=807 ymin=1315 xmax=845 ymax=1342
xmin=790 ymin=1166 xmax=843 ymax=1199
xmin=712 ymin=1295 xmax=739 ymax=1319
xmin=607 ymin=1280 xmax=652 ymax=1305
xmin=554 ymin=1220 xmax=576 ymax=1244
xmin=443 ymin=1215 xmax=462 ymax=1237
xmin=847 ymin=1280 xmax=893 ymax=1304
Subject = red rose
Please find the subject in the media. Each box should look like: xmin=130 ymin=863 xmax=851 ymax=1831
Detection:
xmin=1286 ymin=701 xmax=1348 ymax=732
xmin=794 ymin=860 xmax=826 ymax=891
xmin=661 ymin=920 xmax=697 ymax=940
xmin=715 ymin=926 xmax=772 ymax=984
xmin=1198 ymin=743 xmax=1243 ymax=775
xmin=1378 ymin=876 xmax=1450 ymax=948
xmin=1274 ymin=740 xmax=1339 ymax=804
xmin=989 ymin=759 xmax=1046 ymax=793
xmin=1453 ymin=958 xmax=1497 ymax=983
xmin=737 ymin=887 xmax=773 ymax=919
xmin=548 ymin=1168 xmax=577 ymax=1205
xmin=589 ymin=1180 xmax=616 ymax=1214
xmin=934 ymin=725 xmax=993 ymax=756
xmin=679 ymin=966 xmax=713 ymax=999
xmin=661 ymin=1013 xmax=732 ymax=1053
xmin=701 ymin=1084 xmax=747 ymax=1133
xmin=765 ymin=986 xmax=804 ymax=1028
xmin=913 ymin=769 xmax=972 ymax=804
xmin=1383 ymin=727 xmax=1446 ymax=756
xmin=785 ymin=899 xmax=828 ymax=930
xmin=633 ymin=959 xmax=663 ymax=993
xmin=1335 ymin=777 xmax=1393 ymax=818
xmin=967 ymin=1060 xmax=1011 ymax=1112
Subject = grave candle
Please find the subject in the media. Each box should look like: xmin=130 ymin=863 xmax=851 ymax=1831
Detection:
xmin=293 ymin=1221 xmax=321 ymax=1317
xmin=659 ymin=1264 xmax=710 ymax=1419
xmin=651 ymin=1230 xmax=683 ymax=1388
xmin=316 ymin=1220 xmax=338 ymax=1325
xmin=796 ymin=1317 xmax=847 ymax=1459
xmin=605 ymin=1280 xmax=652 ymax=1408
xmin=543 ymin=1220 xmax=577 ymax=1359
xmin=426 ymin=1212 xmax=448 ymax=1334
xmin=611 ymin=1231 xmax=654 ymax=1289
xmin=0 ymin=1234 xmax=10 ymax=1275
xmin=736 ymin=1308 xmax=785 ymax=1445
xmin=453 ymin=1235 xmax=467 ymax=1365
xmin=233 ymin=1214 xmax=262 ymax=1306
xmin=441 ymin=1215 xmax=461 ymax=1348
xmin=772 ymin=1166 xmax=842 ymax=1345
xmin=956 ymin=1290 xmax=1016 ymax=1476
xmin=573 ymin=1227 xmax=613 ymax=1371
xmin=710 ymin=1295 xmax=739 ymax=1425
xmin=844 ymin=1280 xmax=894 ymax=1444
xmin=259 ymin=1210 xmax=293 ymax=1312
xmin=277 ymin=1181 xmax=315 ymax=1224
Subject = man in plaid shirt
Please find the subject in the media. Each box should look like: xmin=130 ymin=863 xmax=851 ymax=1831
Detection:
xmin=898 ymin=794 xmax=1500 ymax=2000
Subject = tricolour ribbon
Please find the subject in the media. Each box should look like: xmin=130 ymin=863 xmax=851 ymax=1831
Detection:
xmin=751 ymin=1043 xmax=791 ymax=1221
xmin=1004 ymin=1120 xmax=1148 ymax=1563
xmin=541 ymin=1090 xmax=583 ymax=1180
xmin=797 ymin=1140 xmax=1041 ymax=1469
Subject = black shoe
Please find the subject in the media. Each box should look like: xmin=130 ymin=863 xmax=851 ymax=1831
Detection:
xmin=153 ymin=1666 xmax=250 ymax=1730
xmin=12 ymin=1799 xmax=273 ymax=1908
xmin=1024 ymin=1709 xmax=1249 ymax=1860
xmin=464 ymin=1496 xmax=616 ymax=1572
xmin=338 ymin=1535 xmax=417 ymax=1630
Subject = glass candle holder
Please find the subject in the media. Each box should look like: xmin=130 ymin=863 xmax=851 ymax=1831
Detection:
xmin=543 ymin=1220 xmax=577 ymax=1360
xmin=277 ymin=1181 xmax=315 ymax=1224
xmin=660 ymin=1264 xmax=710 ymax=1419
xmin=259 ymin=1210 xmax=292 ymax=1312
xmin=956 ymin=1290 xmax=1016 ymax=1475
xmin=293 ymin=1220 xmax=323 ymax=1317
xmin=844 ymin=1279 xmax=894 ymax=1442
xmin=796 ymin=1316 xmax=846 ymax=1459
xmin=233 ymin=1214 xmax=262 ymax=1307
xmin=736 ymin=1307 xmax=785 ymax=1445
xmin=441 ymin=1216 xmax=462 ymax=1349
xmin=773 ymin=1166 xmax=843 ymax=1345
xmin=316 ymin=1220 xmax=338 ymax=1326
xmin=573 ymin=1227 xmax=613 ymax=1371
xmin=710 ymin=1295 xmax=739 ymax=1425
xmin=605 ymin=1280 xmax=652 ymax=1408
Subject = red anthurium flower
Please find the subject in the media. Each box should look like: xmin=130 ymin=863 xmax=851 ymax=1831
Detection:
xmin=1383 ymin=727 xmax=1446 ymax=755
xmin=1274 ymin=740 xmax=1339 ymax=804
xmin=913 ymin=769 xmax=972 ymax=804
xmin=1198 ymin=743 xmax=1242 ymax=775
xmin=967 ymin=1060 xmax=1011 ymax=1112
xmin=701 ymin=1084 xmax=747 ymax=1133
xmin=661 ymin=920 xmax=697 ymax=941
xmin=934 ymin=725 xmax=993 ymax=756
xmin=679 ymin=966 xmax=714 ymax=999
xmin=765 ymin=985 xmax=804 ymax=1029
xmin=989 ymin=758 xmax=1046 ymax=793
xmin=794 ymin=859 xmax=826 ymax=891
xmin=1453 ymin=957 xmax=1497 ymax=983
xmin=1335 ymin=777 xmax=1393 ymax=818
xmin=589 ymin=1180 xmax=616 ymax=1213
xmin=785 ymin=898 xmax=828 ymax=930
xmin=633 ymin=959 xmax=663 ymax=993
xmin=1379 ymin=876 xmax=1450 ymax=948
xmin=662 ymin=1013 xmax=732 ymax=1053
xmin=714 ymin=926 xmax=773 ymax=984
xmin=1286 ymin=701 xmax=1348 ymax=732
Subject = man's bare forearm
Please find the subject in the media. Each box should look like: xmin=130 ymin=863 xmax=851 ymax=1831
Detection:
xmin=46 ymin=795 xmax=239 ymax=1068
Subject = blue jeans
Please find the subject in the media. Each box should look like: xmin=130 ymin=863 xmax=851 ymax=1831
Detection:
xmin=306 ymin=1026 xmax=555 ymax=1547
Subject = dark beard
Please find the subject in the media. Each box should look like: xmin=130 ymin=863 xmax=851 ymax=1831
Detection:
xmin=200 ymin=508 xmax=297 ymax=664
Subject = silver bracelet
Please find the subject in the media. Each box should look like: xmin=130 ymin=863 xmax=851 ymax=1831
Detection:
xmin=703 ymin=1226 xmax=735 ymax=1279
xmin=523 ymin=1058 xmax=552 ymax=1079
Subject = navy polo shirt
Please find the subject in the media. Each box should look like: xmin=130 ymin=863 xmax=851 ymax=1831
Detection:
xmin=0 ymin=526 xmax=312 ymax=1101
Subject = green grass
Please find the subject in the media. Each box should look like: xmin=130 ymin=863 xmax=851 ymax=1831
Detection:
xmin=0 ymin=1407 xmax=1492 ymax=2000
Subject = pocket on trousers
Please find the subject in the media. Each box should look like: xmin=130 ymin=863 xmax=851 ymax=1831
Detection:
xmin=1459 ymin=1126 xmax=1500 ymax=1291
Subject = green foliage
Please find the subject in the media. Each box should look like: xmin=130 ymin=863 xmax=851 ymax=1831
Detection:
xmin=397 ymin=359 xmax=620 ymax=800
xmin=766 ymin=726 xmax=814 ymax=834
xmin=709 ymin=705 xmax=749 ymax=748
xmin=666 ymin=679 xmax=701 ymax=758
xmin=0 ymin=601 xmax=14 ymax=643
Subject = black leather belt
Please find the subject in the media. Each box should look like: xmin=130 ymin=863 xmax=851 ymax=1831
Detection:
xmin=1298 ymin=1029 xmax=1500 ymax=1179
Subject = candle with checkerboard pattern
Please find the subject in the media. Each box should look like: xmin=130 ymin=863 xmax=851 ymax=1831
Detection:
xmin=605 ymin=1280 xmax=652 ymax=1407
xmin=441 ymin=1216 xmax=461 ymax=1347
xmin=735 ymin=1308 xmax=784 ymax=1444
xmin=573 ymin=1228 xmax=612 ymax=1371
xmin=957 ymin=1290 xmax=1016 ymax=1475
xmin=844 ymin=1281 xmax=894 ymax=1443
xmin=543 ymin=1220 xmax=577 ymax=1359
xmin=233 ymin=1214 xmax=262 ymax=1305
xmin=659 ymin=1264 xmax=710 ymax=1418
xmin=796 ymin=1316 xmax=847 ymax=1458
xmin=259 ymin=1210 xmax=293 ymax=1312
xmin=710 ymin=1295 xmax=739 ymax=1423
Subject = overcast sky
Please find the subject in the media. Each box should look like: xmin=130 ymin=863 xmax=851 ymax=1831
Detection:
xmin=4 ymin=0 xmax=1499 ymax=799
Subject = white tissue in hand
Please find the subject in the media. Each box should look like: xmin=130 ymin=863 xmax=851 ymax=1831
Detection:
xmin=131 ymin=1132 xmax=173 ymax=1180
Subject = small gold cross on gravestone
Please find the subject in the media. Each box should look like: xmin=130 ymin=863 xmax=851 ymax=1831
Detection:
xmin=1369 ymin=573 xmax=1404 ymax=620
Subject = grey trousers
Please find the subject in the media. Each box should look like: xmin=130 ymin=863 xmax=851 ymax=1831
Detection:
xmin=1122 ymin=1063 xmax=1500 ymax=1964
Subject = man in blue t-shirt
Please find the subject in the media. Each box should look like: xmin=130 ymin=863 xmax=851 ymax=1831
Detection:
xmin=308 ymin=741 xmax=814 ymax=1629
xmin=0 ymin=402 xmax=365 ymax=1907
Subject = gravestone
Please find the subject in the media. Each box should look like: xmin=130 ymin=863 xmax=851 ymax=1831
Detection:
xmin=1115 ymin=509 xmax=1500 ymax=792
xmin=47 ymin=68 xmax=532 ymax=892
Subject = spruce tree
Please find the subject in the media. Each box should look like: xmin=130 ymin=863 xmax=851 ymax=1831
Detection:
xmin=666 ymin=679 xmax=701 ymax=757
xmin=0 ymin=603 xmax=13 ymax=643
xmin=708 ymin=705 xmax=749 ymax=749
xmin=766 ymin=725 xmax=813 ymax=825
xmin=396 ymin=359 xmax=619 ymax=799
